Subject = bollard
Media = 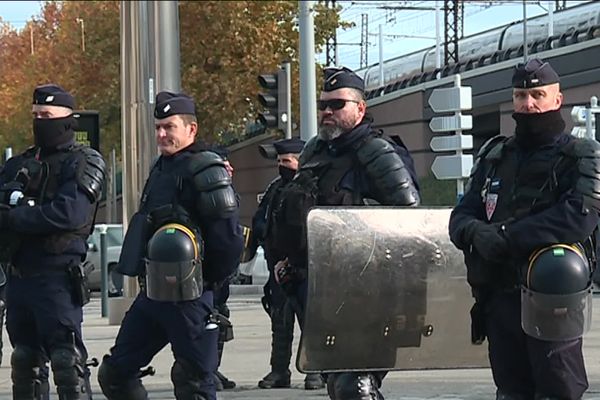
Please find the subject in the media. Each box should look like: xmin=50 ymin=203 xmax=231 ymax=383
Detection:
xmin=99 ymin=225 xmax=108 ymax=317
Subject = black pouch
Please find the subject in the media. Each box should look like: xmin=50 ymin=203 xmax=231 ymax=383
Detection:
xmin=69 ymin=261 xmax=93 ymax=307
xmin=216 ymin=312 xmax=234 ymax=342
xmin=116 ymin=212 xmax=152 ymax=277
xmin=470 ymin=301 xmax=486 ymax=345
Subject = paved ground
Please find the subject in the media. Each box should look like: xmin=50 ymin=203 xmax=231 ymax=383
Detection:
xmin=0 ymin=290 xmax=599 ymax=399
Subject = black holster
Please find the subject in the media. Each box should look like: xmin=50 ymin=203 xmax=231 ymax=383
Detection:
xmin=469 ymin=287 xmax=489 ymax=345
xmin=69 ymin=261 xmax=93 ymax=307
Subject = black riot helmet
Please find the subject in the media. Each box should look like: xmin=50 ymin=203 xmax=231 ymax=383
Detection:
xmin=145 ymin=223 xmax=204 ymax=302
xmin=521 ymin=243 xmax=593 ymax=341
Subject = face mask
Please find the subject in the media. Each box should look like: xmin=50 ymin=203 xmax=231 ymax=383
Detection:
xmin=512 ymin=109 xmax=565 ymax=150
xmin=279 ymin=165 xmax=296 ymax=182
xmin=33 ymin=115 xmax=76 ymax=149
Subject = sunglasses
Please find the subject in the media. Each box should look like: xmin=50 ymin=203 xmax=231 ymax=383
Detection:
xmin=317 ymin=99 xmax=360 ymax=111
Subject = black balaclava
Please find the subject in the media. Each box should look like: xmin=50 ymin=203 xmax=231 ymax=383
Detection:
xmin=33 ymin=115 xmax=76 ymax=149
xmin=512 ymin=110 xmax=565 ymax=150
xmin=278 ymin=165 xmax=296 ymax=182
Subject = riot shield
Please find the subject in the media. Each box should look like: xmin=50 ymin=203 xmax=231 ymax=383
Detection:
xmin=297 ymin=207 xmax=488 ymax=373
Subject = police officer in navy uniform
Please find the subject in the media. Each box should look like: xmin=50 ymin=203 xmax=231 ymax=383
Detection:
xmin=449 ymin=59 xmax=600 ymax=399
xmin=0 ymin=84 xmax=105 ymax=399
xmin=274 ymin=67 xmax=420 ymax=400
xmin=253 ymin=138 xmax=325 ymax=390
xmin=97 ymin=91 xmax=244 ymax=400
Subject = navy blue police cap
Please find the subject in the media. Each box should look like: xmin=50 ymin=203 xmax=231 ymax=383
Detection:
xmin=32 ymin=84 xmax=75 ymax=109
xmin=154 ymin=91 xmax=196 ymax=119
xmin=512 ymin=58 xmax=559 ymax=89
xmin=273 ymin=138 xmax=305 ymax=155
xmin=323 ymin=66 xmax=365 ymax=92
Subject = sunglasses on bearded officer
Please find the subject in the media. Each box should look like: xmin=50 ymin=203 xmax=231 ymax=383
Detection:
xmin=317 ymin=98 xmax=360 ymax=111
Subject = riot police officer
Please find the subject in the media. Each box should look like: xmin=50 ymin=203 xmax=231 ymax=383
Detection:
xmin=97 ymin=91 xmax=244 ymax=400
xmin=274 ymin=67 xmax=420 ymax=400
xmin=449 ymin=58 xmax=600 ymax=399
xmin=0 ymin=84 xmax=105 ymax=399
xmin=252 ymin=138 xmax=324 ymax=390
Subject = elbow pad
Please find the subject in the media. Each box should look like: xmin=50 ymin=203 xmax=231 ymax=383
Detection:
xmin=357 ymin=137 xmax=419 ymax=206
xmin=572 ymin=138 xmax=600 ymax=213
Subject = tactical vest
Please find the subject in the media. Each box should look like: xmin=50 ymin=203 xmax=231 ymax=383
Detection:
xmin=3 ymin=144 xmax=97 ymax=255
xmin=299 ymin=135 xmax=373 ymax=206
xmin=482 ymin=137 xmax=576 ymax=223
xmin=258 ymin=178 xmax=286 ymax=254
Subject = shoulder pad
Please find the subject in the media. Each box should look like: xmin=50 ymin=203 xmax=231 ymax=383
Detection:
xmin=299 ymin=136 xmax=324 ymax=165
xmin=565 ymin=137 xmax=600 ymax=158
xmin=187 ymin=151 xmax=226 ymax=175
xmin=356 ymin=137 xmax=420 ymax=206
xmin=190 ymin=151 xmax=237 ymax=218
xmin=74 ymin=146 xmax=106 ymax=202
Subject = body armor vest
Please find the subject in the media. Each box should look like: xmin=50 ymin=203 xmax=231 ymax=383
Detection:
xmin=483 ymin=138 xmax=575 ymax=223
xmin=259 ymin=178 xmax=287 ymax=259
xmin=3 ymin=145 xmax=96 ymax=255
xmin=300 ymin=136 xmax=371 ymax=207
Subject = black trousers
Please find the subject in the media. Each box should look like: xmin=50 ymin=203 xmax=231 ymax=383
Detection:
xmin=485 ymin=290 xmax=588 ymax=399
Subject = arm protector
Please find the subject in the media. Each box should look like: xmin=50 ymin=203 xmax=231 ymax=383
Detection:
xmin=74 ymin=146 xmax=106 ymax=203
xmin=356 ymin=137 xmax=419 ymax=206
xmin=188 ymin=151 xmax=238 ymax=218
xmin=571 ymin=138 xmax=600 ymax=214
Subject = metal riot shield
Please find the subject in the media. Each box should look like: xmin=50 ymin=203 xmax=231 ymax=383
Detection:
xmin=297 ymin=207 xmax=489 ymax=373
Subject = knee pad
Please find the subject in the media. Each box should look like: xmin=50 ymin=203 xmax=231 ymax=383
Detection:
xmin=98 ymin=358 xmax=148 ymax=400
xmin=11 ymin=346 xmax=49 ymax=400
xmin=50 ymin=346 xmax=80 ymax=388
xmin=327 ymin=373 xmax=383 ymax=400
xmin=171 ymin=358 xmax=212 ymax=400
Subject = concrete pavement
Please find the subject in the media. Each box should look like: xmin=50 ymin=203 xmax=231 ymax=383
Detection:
xmin=0 ymin=291 xmax=598 ymax=399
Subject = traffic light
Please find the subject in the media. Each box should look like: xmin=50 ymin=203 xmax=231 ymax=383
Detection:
xmin=257 ymin=61 xmax=291 ymax=137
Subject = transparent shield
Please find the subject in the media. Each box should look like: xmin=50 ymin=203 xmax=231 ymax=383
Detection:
xmin=297 ymin=207 xmax=488 ymax=373
xmin=521 ymin=285 xmax=592 ymax=341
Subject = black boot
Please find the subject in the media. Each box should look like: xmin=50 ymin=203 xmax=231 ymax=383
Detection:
xmin=259 ymin=301 xmax=295 ymax=389
xmin=304 ymin=373 xmax=325 ymax=390
xmin=214 ymin=370 xmax=236 ymax=391
xmin=258 ymin=369 xmax=291 ymax=389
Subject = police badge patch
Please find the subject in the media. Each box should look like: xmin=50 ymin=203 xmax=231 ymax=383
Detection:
xmin=485 ymin=193 xmax=498 ymax=221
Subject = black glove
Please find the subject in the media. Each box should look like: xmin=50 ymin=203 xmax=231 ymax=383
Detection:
xmin=469 ymin=221 xmax=509 ymax=261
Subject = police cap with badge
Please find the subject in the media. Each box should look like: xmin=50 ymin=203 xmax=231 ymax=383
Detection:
xmin=154 ymin=91 xmax=196 ymax=119
xmin=259 ymin=137 xmax=305 ymax=160
xmin=512 ymin=58 xmax=560 ymax=89
xmin=322 ymin=66 xmax=365 ymax=93
xmin=33 ymin=84 xmax=75 ymax=110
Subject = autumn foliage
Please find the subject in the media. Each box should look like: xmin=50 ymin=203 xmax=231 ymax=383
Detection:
xmin=0 ymin=1 xmax=345 ymax=156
